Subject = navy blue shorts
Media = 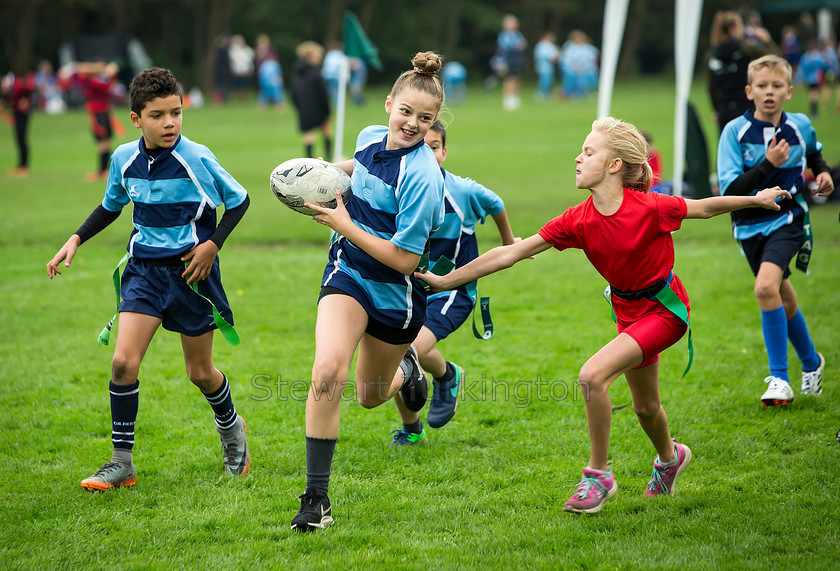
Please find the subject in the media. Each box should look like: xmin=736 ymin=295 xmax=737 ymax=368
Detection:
xmin=119 ymin=256 xmax=233 ymax=337
xmin=424 ymin=289 xmax=474 ymax=341
xmin=738 ymin=216 xmax=804 ymax=280
xmin=319 ymin=286 xmax=421 ymax=345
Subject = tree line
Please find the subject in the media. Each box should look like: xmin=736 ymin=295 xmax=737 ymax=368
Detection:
xmin=2 ymin=0 xmax=793 ymax=91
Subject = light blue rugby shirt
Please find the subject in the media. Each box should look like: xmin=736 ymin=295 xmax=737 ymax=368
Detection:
xmin=428 ymin=169 xmax=504 ymax=304
xmin=718 ymin=110 xmax=821 ymax=240
xmin=323 ymin=125 xmax=444 ymax=329
xmin=102 ymin=135 xmax=248 ymax=259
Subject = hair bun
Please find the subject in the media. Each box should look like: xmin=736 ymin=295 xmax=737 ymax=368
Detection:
xmin=411 ymin=51 xmax=442 ymax=76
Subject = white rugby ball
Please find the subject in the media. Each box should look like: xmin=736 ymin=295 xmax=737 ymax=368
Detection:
xmin=269 ymin=158 xmax=352 ymax=215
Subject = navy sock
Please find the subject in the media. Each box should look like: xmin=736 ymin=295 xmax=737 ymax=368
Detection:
xmin=787 ymin=309 xmax=820 ymax=371
xmin=110 ymin=380 xmax=139 ymax=456
xmin=403 ymin=419 xmax=423 ymax=434
xmin=434 ymin=362 xmax=455 ymax=384
xmin=305 ymin=436 xmax=336 ymax=496
xmin=761 ymin=306 xmax=789 ymax=381
xmin=203 ymin=373 xmax=238 ymax=431
xmin=305 ymin=143 xmax=313 ymax=158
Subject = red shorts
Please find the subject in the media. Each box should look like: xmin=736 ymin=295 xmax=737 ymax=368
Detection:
xmin=617 ymin=311 xmax=687 ymax=368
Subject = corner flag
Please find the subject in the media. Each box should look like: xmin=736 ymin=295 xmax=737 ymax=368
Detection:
xmin=343 ymin=11 xmax=382 ymax=71
xmin=334 ymin=11 xmax=381 ymax=162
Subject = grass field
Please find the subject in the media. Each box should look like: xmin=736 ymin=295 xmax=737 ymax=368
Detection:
xmin=2 ymin=77 xmax=839 ymax=569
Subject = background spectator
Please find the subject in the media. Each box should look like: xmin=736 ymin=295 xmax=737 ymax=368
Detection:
xmin=780 ymin=26 xmax=803 ymax=71
xmin=497 ymin=14 xmax=527 ymax=110
xmin=560 ymin=30 xmax=599 ymax=100
xmin=534 ymin=31 xmax=561 ymax=101
xmin=442 ymin=61 xmax=467 ymax=105
xmin=212 ymin=35 xmax=232 ymax=105
xmin=707 ymin=10 xmax=777 ymax=133
xmin=228 ymin=34 xmax=254 ymax=101
xmin=348 ymin=56 xmax=367 ymax=106
xmin=257 ymin=53 xmax=286 ymax=113
xmin=291 ymin=41 xmax=331 ymax=159
xmin=321 ymin=41 xmax=344 ymax=106
xmin=1 ymin=70 xmax=36 ymax=177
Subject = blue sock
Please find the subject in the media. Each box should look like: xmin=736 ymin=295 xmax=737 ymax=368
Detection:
xmin=761 ymin=306 xmax=789 ymax=381
xmin=787 ymin=309 xmax=820 ymax=372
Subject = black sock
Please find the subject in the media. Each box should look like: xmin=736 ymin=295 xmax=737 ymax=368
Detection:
xmin=434 ymin=362 xmax=455 ymax=384
xmin=99 ymin=150 xmax=109 ymax=173
xmin=810 ymin=101 xmax=819 ymax=117
xmin=399 ymin=354 xmax=415 ymax=389
xmin=324 ymin=137 xmax=332 ymax=159
xmin=305 ymin=436 xmax=336 ymax=496
xmin=110 ymin=380 xmax=139 ymax=459
xmin=403 ymin=419 xmax=423 ymax=434
xmin=305 ymin=143 xmax=313 ymax=158
xmin=203 ymin=373 xmax=238 ymax=431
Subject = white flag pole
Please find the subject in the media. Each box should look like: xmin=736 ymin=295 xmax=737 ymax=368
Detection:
xmin=333 ymin=54 xmax=350 ymax=162
xmin=672 ymin=0 xmax=703 ymax=197
xmin=597 ymin=0 xmax=630 ymax=119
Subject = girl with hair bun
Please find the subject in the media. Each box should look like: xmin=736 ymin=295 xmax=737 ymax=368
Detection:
xmin=290 ymin=52 xmax=446 ymax=531
xmin=419 ymin=116 xmax=790 ymax=515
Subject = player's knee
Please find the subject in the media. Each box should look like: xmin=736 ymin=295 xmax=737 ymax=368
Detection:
xmin=357 ymin=392 xmax=381 ymax=409
xmin=111 ymin=354 xmax=139 ymax=384
xmin=311 ymin=357 xmax=346 ymax=387
xmin=753 ymin=280 xmax=779 ymax=303
xmin=633 ymin=401 xmax=661 ymax=420
xmin=578 ymin=365 xmax=606 ymax=394
xmin=185 ymin=365 xmax=215 ymax=390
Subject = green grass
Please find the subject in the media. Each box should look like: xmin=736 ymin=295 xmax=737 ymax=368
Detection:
xmin=2 ymin=78 xmax=840 ymax=569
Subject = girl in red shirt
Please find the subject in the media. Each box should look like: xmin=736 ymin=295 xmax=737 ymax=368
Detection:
xmin=419 ymin=117 xmax=788 ymax=514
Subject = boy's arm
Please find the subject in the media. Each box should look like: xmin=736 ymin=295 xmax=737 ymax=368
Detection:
xmin=182 ymin=195 xmax=250 ymax=285
xmin=46 ymin=205 xmax=121 ymax=278
xmin=490 ymin=209 xmax=516 ymax=246
xmin=807 ymin=151 xmax=835 ymax=196
xmin=684 ymin=186 xmax=791 ymax=219
xmin=208 ymin=195 xmax=250 ymax=250
xmin=724 ymin=137 xmax=791 ymax=196
xmin=723 ymin=160 xmax=776 ymax=195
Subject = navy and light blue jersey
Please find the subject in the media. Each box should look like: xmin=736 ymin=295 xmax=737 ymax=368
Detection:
xmin=323 ymin=125 xmax=445 ymax=329
xmin=428 ymin=169 xmax=504 ymax=305
xmin=718 ymin=111 xmax=821 ymax=240
xmin=102 ymin=135 xmax=248 ymax=259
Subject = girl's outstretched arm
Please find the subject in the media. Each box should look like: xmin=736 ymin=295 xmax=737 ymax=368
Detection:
xmin=417 ymin=233 xmax=551 ymax=291
xmin=684 ymin=186 xmax=791 ymax=220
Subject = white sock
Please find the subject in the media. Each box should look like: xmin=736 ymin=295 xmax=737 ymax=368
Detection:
xmin=659 ymin=444 xmax=679 ymax=468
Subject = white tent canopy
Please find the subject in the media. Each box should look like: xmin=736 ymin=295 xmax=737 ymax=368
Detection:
xmin=598 ymin=0 xmax=704 ymax=197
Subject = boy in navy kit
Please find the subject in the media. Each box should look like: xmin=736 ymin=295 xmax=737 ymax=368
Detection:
xmin=408 ymin=121 xmax=517 ymax=432
xmin=46 ymin=67 xmax=251 ymax=489
xmin=717 ymin=55 xmax=834 ymax=407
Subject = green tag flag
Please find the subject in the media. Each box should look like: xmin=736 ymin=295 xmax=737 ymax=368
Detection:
xmin=602 ymin=283 xmax=693 ymax=378
xmin=98 ymin=253 xmax=239 ymax=348
xmin=344 ymin=11 xmax=383 ymax=71
xmin=793 ymin=193 xmax=812 ymax=275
